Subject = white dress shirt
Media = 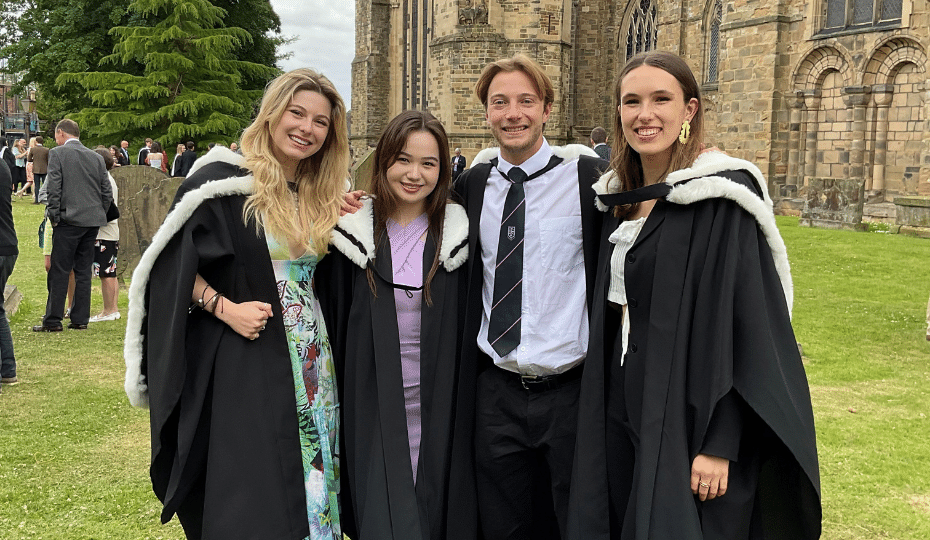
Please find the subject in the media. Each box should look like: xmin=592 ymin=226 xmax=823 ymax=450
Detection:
xmin=478 ymin=139 xmax=589 ymax=376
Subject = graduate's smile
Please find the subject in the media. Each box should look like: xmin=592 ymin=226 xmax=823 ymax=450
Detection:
xmin=270 ymin=90 xmax=332 ymax=179
xmin=386 ymin=130 xmax=441 ymax=217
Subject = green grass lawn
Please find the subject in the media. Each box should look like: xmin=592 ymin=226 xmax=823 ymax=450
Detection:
xmin=0 ymin=201 xmax=928 ymax=538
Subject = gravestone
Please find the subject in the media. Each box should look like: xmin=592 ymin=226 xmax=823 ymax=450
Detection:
xmin=800 ymin=178 xmax=867 ymax=231
xmin=111 ymin=166 xmax=182 ymax=280
xmin=3 ymin=285 xmax=22 ymax=317
xmin=893 ymin=196 xmax=930 ymax=238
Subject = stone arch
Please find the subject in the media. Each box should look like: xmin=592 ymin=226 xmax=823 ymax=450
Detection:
xmin=786 ymin=46 xmax=854 ymax=188
xmin=862 ymin=37 xmax=927 ymax=195
xmin=792 ymin=45 xmax=854 ymax=91
xmin=863 ymin=37 xmax=927 ymax=87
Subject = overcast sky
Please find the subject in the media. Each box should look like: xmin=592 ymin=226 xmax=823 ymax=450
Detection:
xmin=269 ymin=1 xmax=355 ymax=108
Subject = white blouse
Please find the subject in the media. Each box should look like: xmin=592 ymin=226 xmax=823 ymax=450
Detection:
xmin=607 ymin=216 xmax=647 ymax=364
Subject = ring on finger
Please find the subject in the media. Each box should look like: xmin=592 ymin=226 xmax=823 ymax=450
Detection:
xmin=699 ymin=481 xmax=710 ymax=488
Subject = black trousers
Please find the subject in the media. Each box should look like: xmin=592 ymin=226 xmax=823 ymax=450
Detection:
xmin=33 ymin=173 xmax=46 ymax=203
xmin=44 ymin=223 xmax=98 ymax=326
xmin=475 ymin=363 xmax=581 ymax=540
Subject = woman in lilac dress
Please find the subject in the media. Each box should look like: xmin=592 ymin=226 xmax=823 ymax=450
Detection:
xmin=317 ymin=110 xmax=477 ymax=540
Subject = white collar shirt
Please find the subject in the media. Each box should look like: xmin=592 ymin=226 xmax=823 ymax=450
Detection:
xmin=477 ymin=138 xmax=589 ymax=376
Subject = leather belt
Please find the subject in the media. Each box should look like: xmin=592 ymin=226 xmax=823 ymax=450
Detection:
xmin=512 ymin=364 xmax=583 ymax=392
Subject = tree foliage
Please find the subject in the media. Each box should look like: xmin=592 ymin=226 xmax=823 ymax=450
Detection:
xmin=58 ymin=0 xmax=279 ymax=148
xmin=0 ymin=0 xmax=139 ymax=125
xmin=213 ymin=0 xmax=285 ymax=91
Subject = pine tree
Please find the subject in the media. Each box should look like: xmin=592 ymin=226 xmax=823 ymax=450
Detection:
xmin=58 ymin=0 xmax=279 ymax=148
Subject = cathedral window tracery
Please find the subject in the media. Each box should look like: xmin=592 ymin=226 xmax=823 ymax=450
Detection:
xmin=626 ymin=0 xmax=657 ymax=59
xmin=706 ymin=0 xmax=722 ymax=83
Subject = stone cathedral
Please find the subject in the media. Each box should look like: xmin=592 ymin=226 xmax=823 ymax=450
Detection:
xmin=351 ymin=0 xmax=930 ymax=204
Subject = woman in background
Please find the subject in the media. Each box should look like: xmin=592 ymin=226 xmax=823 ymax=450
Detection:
xmin=171 ymin=143 xmax=185 ymax=176
xmin=124 ymin=68 xmax=350 ymax=540
xmin=146 ymin=141 xmax=168 ymax=173
xmin=15 ymin=138 xmax=37 ymax=197
xmin=317 ymin=110 xmax=477 ymax=540
xmin=12 ymin=139 xmax=27 ymax=193
xmin=89 ymin=147 xmax=120 ymax=322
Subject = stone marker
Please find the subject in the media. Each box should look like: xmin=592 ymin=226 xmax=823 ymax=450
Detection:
xmin=111 ymin=166 xmax=182 ymax=280
xmin=800 ymin=178 xmax=867 ymax=231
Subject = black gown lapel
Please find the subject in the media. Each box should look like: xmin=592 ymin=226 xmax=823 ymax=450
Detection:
xmin=631 ymin=202 xmax=694 ymax=539
xmin=415 ymin=235 xmax=452 ymax=537
xmin=369 ymin=240 xmax=423 ymax=539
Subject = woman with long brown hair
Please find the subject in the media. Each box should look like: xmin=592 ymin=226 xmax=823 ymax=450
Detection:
xmin=568 ymin=51 xmax=821 ymax=539
xmin=317 ymin=110 xmax=477 ymax=540
xmin=125 ymin=68 xmax=350 ymax=540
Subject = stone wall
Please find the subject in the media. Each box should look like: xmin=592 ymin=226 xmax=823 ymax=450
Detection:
xmin=354 ymin=0 xmax=930 ymax=206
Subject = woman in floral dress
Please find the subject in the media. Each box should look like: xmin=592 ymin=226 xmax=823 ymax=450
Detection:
xmin=124 ymin=68 xmax=349 ymax=540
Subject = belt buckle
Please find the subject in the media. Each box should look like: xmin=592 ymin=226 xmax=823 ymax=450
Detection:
xmin=520 ymin=374 xmax=540 ymax=390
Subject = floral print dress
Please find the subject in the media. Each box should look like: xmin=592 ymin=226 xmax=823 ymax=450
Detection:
xmin=266 ymin=233 xmax=341 ymax=540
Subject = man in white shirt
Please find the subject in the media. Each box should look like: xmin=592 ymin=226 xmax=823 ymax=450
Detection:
xmin=454 ymin=54 xmax=607 ymax=540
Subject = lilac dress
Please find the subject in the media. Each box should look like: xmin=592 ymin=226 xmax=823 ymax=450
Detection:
xmin=386 ymin=214 xmax=429 ymax=481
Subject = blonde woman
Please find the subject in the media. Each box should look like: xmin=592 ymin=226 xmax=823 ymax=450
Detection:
xmin=12 ymin=139 xmax=27 ymax=193
xmin=15 ymin=137 xmax=36 ymax=197
xmin=124 ymin=68 xmax=350 ymax=540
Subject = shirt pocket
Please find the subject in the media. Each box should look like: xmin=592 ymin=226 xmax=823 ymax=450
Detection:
xmin=538 ymin=217 xmax=584 ymax=272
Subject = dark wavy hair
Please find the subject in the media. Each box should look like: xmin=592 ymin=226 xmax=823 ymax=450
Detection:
xmin=368 ymin=110 xmax=453 ymax=305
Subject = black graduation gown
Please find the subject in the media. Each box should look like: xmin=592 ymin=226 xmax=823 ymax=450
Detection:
xmin=130 ymin=159 xmax=310 ymax=540
xmin=568 ymin=170 xmax=821 ymax=540
xmin=315 ymin=202 xmax=478 ymax=540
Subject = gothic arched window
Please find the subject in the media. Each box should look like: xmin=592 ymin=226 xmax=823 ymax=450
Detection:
xmin=706 ymin=0 xmax=723 ymax=83
xmin=822 ymin=0 xmax=902 ymax=34
xmin=626 ymin=0 xmax=658 ymax=59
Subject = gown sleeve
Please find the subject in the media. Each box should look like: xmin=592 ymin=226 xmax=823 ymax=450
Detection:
xmin=143 ymin=195 xmax=242 ymax=522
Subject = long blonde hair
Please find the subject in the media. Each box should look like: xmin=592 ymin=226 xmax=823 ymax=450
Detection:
xmin=241 ymin=68 xmax=350 ymax=254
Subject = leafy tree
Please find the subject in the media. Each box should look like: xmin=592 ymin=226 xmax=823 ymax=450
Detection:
xmin=213 ymin=0 xmax=285 ymax=91
xmin=58 ymin=0 xmax=279 ymax=148
xmin=0 ymin=0 xmax=139 ymax=127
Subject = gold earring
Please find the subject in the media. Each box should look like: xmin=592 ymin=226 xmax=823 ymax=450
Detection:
xmin=679 ymin=120 xmax=691 ymax=145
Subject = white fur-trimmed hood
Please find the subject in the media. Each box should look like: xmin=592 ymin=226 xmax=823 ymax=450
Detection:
xmin=330 ymin=198 xmax=469 ymax=272
xmin=472 ymin=143 xmax=600 ymax=166
xmin=592 ymin=151 xmax=794 ymax=314
xmin=124 ymin=149 xmax=253 ymax=408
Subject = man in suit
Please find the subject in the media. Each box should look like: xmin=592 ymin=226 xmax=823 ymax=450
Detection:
xmin=33 ymin=119 xmax=112 ymax=332
xmin=120 ymin=140 xmax=131 ymax=164
xmin=137 ymin=138 xmax=153 ymax=165
xmin=451 ymin=147 xmax=467 ymax=181
xmin=28 ymin=136 xmax=49 ymax=204
xmin=590 ymin=126 xmax=611 ymax=161
xmin=454 ymin=54 xmax=607 ymax=540
xmin=176 ymin=141 xmax=198 ymax=177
